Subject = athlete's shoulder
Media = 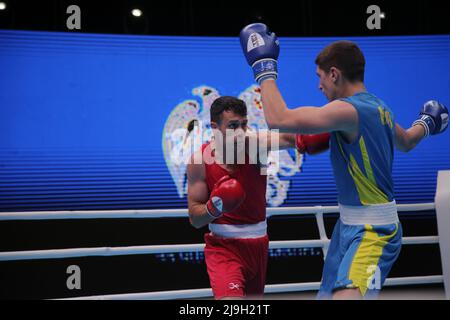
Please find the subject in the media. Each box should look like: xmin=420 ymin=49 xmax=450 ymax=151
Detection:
xmin=327 ymin=99 xmax=355 ymax=108
xmin=322 ymin=99 xmax=358 ymax=117
xmin=319 ymin=100 xmax=358 ymax=132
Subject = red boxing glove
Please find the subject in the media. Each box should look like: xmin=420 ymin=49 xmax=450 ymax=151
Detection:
xmin=296 ymin=133 xmax=331 ymax=155
xmin=206 ymin=176 xmax=246 ymax=218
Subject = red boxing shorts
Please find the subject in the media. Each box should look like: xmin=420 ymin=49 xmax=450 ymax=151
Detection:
xmin=204 ymin=231 xmax=269 ymax=299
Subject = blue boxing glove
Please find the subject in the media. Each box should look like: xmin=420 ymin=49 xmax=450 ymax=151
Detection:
xmin=240 ymin=23 xmax=280 ymax=85
xmin=413 ymin=100 xmax=449 ymax=137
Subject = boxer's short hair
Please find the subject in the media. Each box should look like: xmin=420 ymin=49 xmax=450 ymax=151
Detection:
xmin=210 ymin=96 xmax=247 ymax=124
xmin=315 ymin=40 xmax=366 ymax=82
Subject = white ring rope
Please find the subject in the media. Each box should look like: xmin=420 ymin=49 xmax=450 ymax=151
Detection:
xmin=58 ymin=276 xmax=445 ymax=300
xmin=0 ymin=203 xmax=437 ymax=261
xmin=0 ymin=203 xmax=435 ymax=221
xmin=0 ymin=237 xmax=439 ymax=261
xmin=0 ymin=202 xmax=443 ymax=299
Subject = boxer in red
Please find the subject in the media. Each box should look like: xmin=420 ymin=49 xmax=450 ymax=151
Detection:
xmin=187 ymin=96 xmax=329 ymax=299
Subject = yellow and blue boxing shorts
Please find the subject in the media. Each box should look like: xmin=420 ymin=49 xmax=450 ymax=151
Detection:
xmin=317 ymin=202 xmax=402 ymax=299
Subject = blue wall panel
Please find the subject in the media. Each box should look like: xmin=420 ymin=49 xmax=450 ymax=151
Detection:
xmin=0 ymin=31 xmax=449 ymax=211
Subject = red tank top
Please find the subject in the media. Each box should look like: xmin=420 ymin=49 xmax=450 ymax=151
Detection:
xmin=201 ymin=143 xmax=267 ymax=225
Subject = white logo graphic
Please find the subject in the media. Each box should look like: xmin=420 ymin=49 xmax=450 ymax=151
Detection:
xmin=212 ymin=196 xmax=223 ymax=212
xmin=366 ymin=5 xmax=385 ymax=30
xmin=247 ymin=33 xmax=265 ymax=52
xmin=162 ymin=85 xmax=304 ymax=207
xmin=66 ymin=5 xmax=81 ymax=30
xmin=228 ymin=282 xmax=240 ymax=290
xmin=66 ymin=265 xmax=81 ymax=290
xmin=366 ymin=265 xmax=381 ymax=290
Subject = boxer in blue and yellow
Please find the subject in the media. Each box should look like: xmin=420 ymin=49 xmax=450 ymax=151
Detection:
xmin=239 ymin=24 xmax=449 ymax=299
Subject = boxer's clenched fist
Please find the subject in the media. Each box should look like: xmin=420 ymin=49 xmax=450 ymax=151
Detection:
xmin=240 ymin=23 xmax=280 ymax=85
xmin=206 ymin=176 xmax=246 ymax=218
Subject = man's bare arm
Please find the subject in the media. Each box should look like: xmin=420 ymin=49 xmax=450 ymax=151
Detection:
xmin=187 ymin=154 xmax=215 ymax=229
xmin=243 ymin=131 xmax=296 ymax=168
xmin=246 ymin=131 xmax=295 ymax=151
xmin=278 ymin=133 xmax=297 ymax=149
xmin=260 ymin=80 xmax=358 ymax=134
xmin=394 ymin=123 xmax=426 ymax=153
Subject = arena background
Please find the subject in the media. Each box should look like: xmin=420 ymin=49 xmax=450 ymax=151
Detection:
xmin=0 ymin=0 xmax=449 ymax=299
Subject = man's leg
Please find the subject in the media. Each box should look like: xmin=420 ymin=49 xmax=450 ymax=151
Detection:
xmin=244 ymin=236 xmax=269 ymax=299
xmin=204 ymin=234 xmax=246 ymax=299
xmin=333 ymin=288 xmax=362 ymax=300
xmin=317 ymin=220 xmax=343 ymax=299
xmin=332 ymin=223 xmax=402 ymax=299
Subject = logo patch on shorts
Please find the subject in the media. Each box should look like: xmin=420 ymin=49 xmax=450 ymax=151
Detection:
xmin=247 ymin=33 xmax=265 ymax=52
xmin=228 ymin=282 xmax=240 ymax=290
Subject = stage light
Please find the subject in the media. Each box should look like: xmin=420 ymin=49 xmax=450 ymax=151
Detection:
xmin=131 ymin=8 xmax=142 ymax=17
xmin=0 ymin=2 xmax=7 ymax=11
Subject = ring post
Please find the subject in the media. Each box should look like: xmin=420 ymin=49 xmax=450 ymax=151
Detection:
xmin=435 ymin=170 xmax=450 ymax=299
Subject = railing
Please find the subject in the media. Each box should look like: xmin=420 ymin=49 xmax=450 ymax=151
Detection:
xmin=0 ymin=203 xmax=442 ymax=299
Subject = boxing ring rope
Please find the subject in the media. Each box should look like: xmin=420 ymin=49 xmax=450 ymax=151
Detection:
xmin=0 ymin=201 xmax=446 ymax=300
xmin=0 ymin=203 xmax=435 ymax=221
xmin=61 ymin=276 xmax=445 ymax=300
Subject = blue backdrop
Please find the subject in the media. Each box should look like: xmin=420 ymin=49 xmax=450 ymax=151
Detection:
xmin=1 ymin=30 xmax=449 ymax=211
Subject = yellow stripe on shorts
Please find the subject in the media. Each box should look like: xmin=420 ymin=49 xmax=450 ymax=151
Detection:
xmin=347 ymin=223 xmax=399 ymax=296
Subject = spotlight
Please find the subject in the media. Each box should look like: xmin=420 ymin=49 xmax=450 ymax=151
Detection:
xmin=124 ymin=7 xmax=148 ymax=34
xmin=0 ymin=2 xmax=7 ymax=10
xmin=131 ymin=8 xmax=142 ymax=17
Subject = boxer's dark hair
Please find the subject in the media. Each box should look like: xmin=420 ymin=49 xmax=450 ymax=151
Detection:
xmin=315 ymin=40 xmax=366 ymax=82
xmin=210 ymin=96 xmax=247 ymax=124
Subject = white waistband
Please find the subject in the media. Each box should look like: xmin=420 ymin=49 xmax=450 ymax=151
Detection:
xmin=209 ymin=220 xmax=267 ymax=239
xmin=339 ymin=201 xmax=399 ymax=226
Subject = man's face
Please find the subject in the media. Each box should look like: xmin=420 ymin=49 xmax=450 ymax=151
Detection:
xmin=211 ymin=110 xmax=248 ymax=158
xmin=316 ymin=66 xmax=339 ymax=101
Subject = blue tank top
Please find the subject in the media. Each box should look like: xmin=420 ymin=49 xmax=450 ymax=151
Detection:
xmin=330 ymin=92 xmax=395 ymax=206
